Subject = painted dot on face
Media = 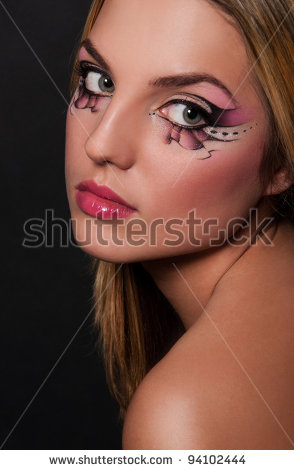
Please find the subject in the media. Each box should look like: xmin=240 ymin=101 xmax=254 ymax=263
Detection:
xmin=155 ymin=113 xmax=258 ymax=159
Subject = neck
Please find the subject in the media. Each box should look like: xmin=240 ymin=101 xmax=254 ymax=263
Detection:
xmin=141 ymin=199 xmax=277 ymax=329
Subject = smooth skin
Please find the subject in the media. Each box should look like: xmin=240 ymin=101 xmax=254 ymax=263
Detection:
xmin=66 ymin=0 xmax=270 ymax=262
xmin=65 ymin=0 xmax=294 ymax=449
xmin=124 ymin=218 xmax=294 ymax=449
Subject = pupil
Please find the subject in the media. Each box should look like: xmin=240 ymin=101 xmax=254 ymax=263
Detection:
xmin=104 ymin=78 xmax=112 ymax=88
xmin=98 ymin=74 xmax=114 ymax=92
xmin=183 ymin=106 xmax=201 ymax=125
xmin=187 ymin=108 xmax=198 ymax=120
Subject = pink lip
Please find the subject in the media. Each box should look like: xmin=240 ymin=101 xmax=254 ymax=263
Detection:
xmin=75 ymin=180 xmax=136 ymax=219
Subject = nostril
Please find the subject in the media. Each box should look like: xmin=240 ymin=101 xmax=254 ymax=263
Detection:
xmin=93 ymin=157 xmax=113 ymax=166
xmin=83 ymin=108 xmax=137 ymax=170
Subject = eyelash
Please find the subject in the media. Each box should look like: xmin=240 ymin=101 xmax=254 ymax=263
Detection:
xmin=73 ymin=61 xmax=224 ymax=130
xmin=73 ymin=61 xmax=114 ymax=95
xmin=157 ymin=98 xmax=218 ymax=130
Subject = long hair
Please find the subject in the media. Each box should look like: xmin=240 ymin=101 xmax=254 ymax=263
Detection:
xmin=69 ymin=0 xmax=294 ymax=419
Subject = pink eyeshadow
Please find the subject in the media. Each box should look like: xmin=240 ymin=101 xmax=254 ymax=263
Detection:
xmin=78 ymin=46 xmax=89 ymax=62
xmin=216 ymin=107 xmax=255 ymax=126
xmin=192 ymin=83 xmax=237 ymax=109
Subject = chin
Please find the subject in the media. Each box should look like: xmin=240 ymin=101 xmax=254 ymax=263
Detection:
xmin=71 ymin=230 xmax=213 ymax=266
xmin=69 ymin=209 xmax=226 ymax=264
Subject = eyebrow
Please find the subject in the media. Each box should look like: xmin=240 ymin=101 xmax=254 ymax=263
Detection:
xmin=80 ymin=38 xmax=112 ymax=74
xmin=149 ymin=74 xmax=235 ymax=103
xmin=80 ymin=38 xmax=236 ymax=103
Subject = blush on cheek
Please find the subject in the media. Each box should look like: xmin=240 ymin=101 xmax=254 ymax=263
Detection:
xmin=65 ymin=107 xmax=87 ymax=162
xmin=199 ymin=142 xmax=263 ymax=203
xmin=166 ymin=139 xmax=264 ymax=218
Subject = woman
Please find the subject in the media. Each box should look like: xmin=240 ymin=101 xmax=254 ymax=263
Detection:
xmin=65 ymin=0 xmax=294 ymax=449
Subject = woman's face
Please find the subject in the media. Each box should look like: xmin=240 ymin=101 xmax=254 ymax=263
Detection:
xmin=65 ymin=0 xmax=268 ymax=263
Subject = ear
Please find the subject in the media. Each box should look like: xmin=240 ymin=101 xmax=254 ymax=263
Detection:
xmin=263 ymin=167 xmax=293 ymax=196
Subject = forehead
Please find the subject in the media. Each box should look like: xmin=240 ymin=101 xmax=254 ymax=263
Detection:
xmin=88 ymin=0 xmax=250 ymax=94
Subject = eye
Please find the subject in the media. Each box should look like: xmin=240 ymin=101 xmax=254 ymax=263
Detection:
xmin=75 ymin=61 xmax=115 ymax=95
xmin=159 ymin=101 xmax=207 ymax=128
xmin=85 ymin=70 xmax=115 ymax=94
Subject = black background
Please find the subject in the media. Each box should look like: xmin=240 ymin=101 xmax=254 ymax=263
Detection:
xmin=1 ymin=0 xmax=122 ymax=449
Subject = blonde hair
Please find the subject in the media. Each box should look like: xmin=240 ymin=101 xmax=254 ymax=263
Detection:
xmin=69 ymin=0 xmax=294 ymax=419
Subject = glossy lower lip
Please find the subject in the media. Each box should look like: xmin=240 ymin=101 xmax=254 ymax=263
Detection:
xmin=75 ymin=190 xmax=136 ymax=219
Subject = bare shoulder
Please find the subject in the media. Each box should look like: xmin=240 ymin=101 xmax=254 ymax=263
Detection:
xmin=122 ymin=318 xmax=294 ymax=449
xmin=122 ymin=219 xmax=294 ymax=450
xmin=123 ymin=319 xmax=294 ymax=449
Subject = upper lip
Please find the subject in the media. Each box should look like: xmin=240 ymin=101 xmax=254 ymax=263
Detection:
xmin=76 ymin=180 xmax=136 ymax=210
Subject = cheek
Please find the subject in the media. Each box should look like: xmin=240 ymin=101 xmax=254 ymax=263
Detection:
xmin=65 ymin=107 xmax=83 ymax=178
xmin=144 ymin=133 xmax=265 ymax=223
xmin=65 ymin=97 xmax=102 ymax=175
xmin=65 ymin=102 xmax=95 ymax=203
xmin=185 ymin=141 xmax=263 ymax=217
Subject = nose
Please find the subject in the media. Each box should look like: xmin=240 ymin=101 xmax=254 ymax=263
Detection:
xmin=84 ymin=96 xmax=141 ymax=170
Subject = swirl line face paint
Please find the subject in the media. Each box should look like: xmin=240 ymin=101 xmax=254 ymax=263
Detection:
xmin=66 ymin=0 xmax=269 ymax=272
xmin=70 ymin=61 xmax=114 ymax=115
xmin=156 ymin=114 xmax=258 ymax=159
xmin=70 ymin=78 xmax=102 ymax=115
xmin=70 ymin=60 xmax=258 ymax=161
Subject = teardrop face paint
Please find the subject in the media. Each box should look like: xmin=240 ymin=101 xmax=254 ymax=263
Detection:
xmin=71 ymin=68 xmax=258 ymax=161
xmin=71 ymin=60 xmax=258 ymax=161
xmin=151 ymin=93 xmax=258 ymax=159
xmin=70 ymin=78 xmax=98 ymax=114
xmin=71 ymin=78 xmax=100 ymax=113
xmin=155 ymin=115 xmax=258 ymax=159
xmin=70 ymin=60 xmax=114 ymax=115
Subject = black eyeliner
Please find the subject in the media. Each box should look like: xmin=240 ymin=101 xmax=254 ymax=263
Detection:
xmin=74 ymin=60 xmax=112 ymax=81
xmin=157 ymin=113 xmax=208 ymax=131
xmin=158 ymin=99 xmax=226 ymax=130
xmin=73 ymin=61 xmax=115 ymax=97
xmin=162 ymin=98 xmax=212 ymax=119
